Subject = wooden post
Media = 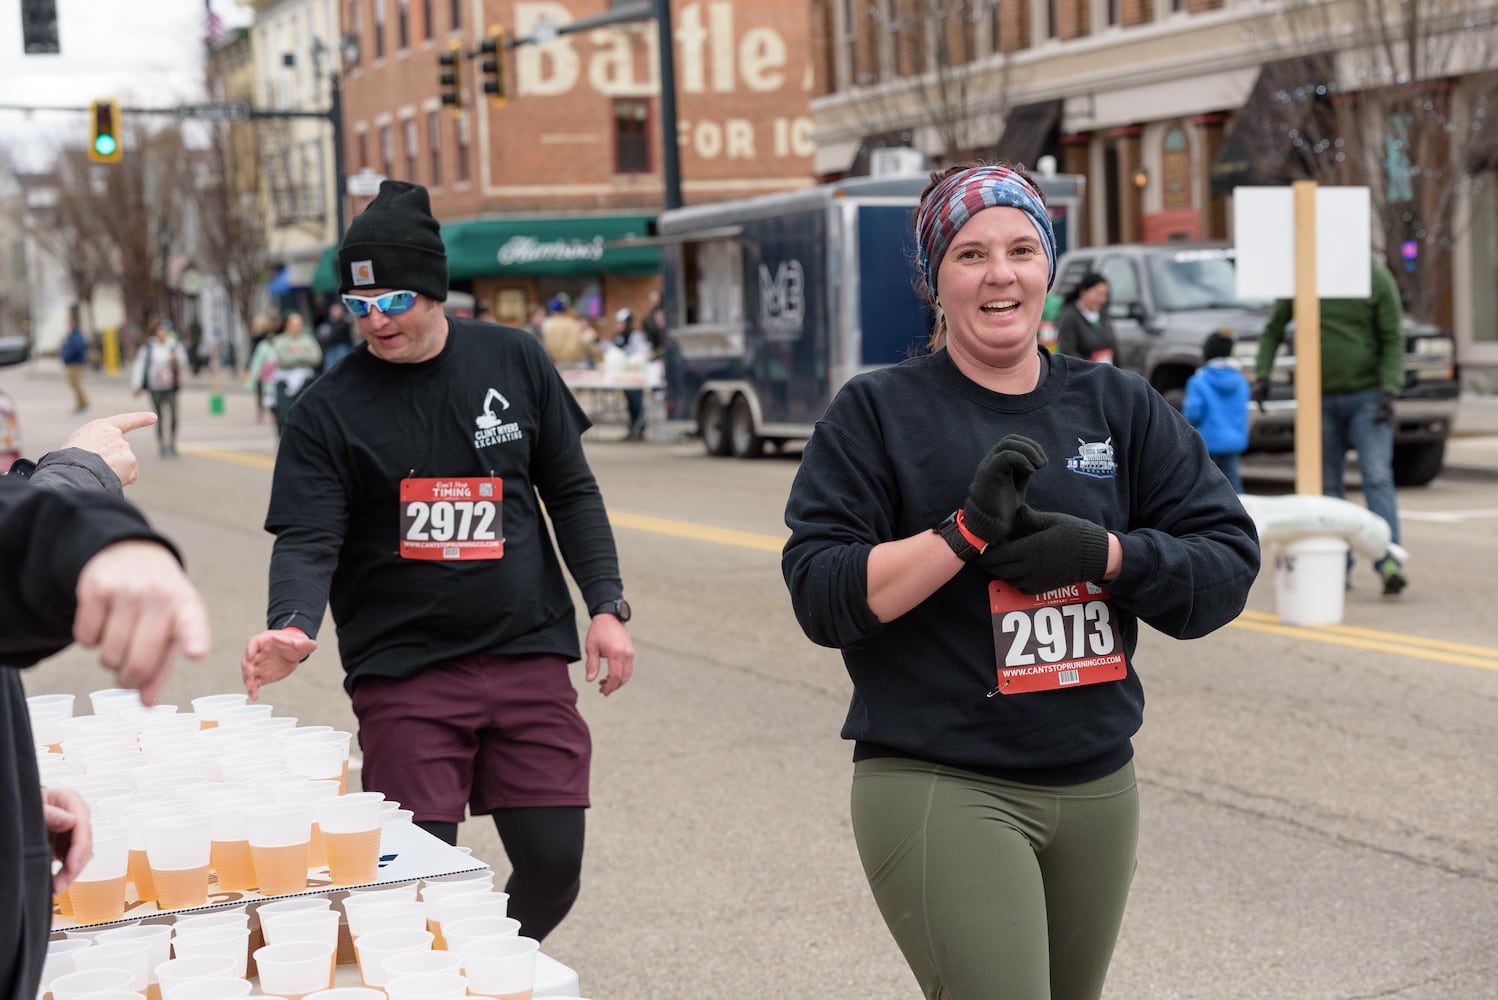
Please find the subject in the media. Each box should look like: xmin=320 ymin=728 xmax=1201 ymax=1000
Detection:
xmin=1292 ymin=180 xmax=1322 ymax=496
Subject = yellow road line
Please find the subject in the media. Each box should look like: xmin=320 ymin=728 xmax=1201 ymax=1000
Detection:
xmin=184 ymin=447 xmax=277 ymax=470
xmin=1235 ymin=609 xmax=1498 ymax=659
xmin=608 ymin=511 xmax=785 ymax=553
xmin=1228 ymin=617 xmax=1498 ymax=672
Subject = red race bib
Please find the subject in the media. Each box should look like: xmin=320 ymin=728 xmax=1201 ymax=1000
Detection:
xmin=399 ymin=477 xmax=503 ymax=561
xmin=988 ymin=579 xmax=1125 ymax=695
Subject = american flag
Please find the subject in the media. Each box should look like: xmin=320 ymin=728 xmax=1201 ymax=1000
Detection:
xmin=203 ymin=2 xmax=225 ymax=44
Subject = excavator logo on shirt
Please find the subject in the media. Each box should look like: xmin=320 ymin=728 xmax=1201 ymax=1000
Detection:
xmin=1064 ymin=437 xmax=1117 ymax=479
xmin=473 ymin=387 xmax=522 ymax=449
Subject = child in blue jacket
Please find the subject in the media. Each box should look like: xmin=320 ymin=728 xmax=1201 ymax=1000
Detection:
xmin=1184 ymin=329 xmax=1250 ymax=493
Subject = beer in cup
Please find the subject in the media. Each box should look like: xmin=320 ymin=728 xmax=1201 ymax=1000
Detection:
xmin=242 ymin=804 xmax=313 ymax=896
xmin=316 ymin=794 xmax=385 ymax=886
xmin=141 ymin=815 xmax=213 ymax=910
xmin=68 ymin=825 xmax=130 ymax=924
xmin=190 ymin=694 xmax=248 ymax=729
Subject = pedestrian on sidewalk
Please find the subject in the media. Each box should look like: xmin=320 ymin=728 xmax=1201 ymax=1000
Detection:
xmin=1253 ymin=254 xmax=1408 ymax=594
xmin=130 ymin=322 xmax=190 ymax=457
xmin=60 ymin=310 xmax=90 ymax=413
xmin=1184 ymin=328 xmax=1250 ymax=493
xmin=267 ymin=313 xmax=322 ymax=435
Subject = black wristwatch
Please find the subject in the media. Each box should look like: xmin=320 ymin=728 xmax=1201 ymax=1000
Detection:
xmin=934 ymin=510 xmax=985 ymax=563
xmin=589 ymin=598 xmax=632 ymax=623
xmin=5 ymin=458 xmax=36 ymax=479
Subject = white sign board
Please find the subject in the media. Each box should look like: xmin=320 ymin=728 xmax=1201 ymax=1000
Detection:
xmin=1233 ymin=186 xmax=1372 ymax=300
xmin=347 ymin=169 xmax=386 ymax=197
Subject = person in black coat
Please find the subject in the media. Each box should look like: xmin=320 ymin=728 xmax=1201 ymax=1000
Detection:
xmin=1055 ymin=271 xmax=1119 ymax=364
xmin=0 ymin=413 xmax=210 ymax=1000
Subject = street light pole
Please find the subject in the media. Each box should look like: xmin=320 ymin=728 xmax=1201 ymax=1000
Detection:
xmin=328 ymin=70 xmax=346 ymax=240
xmin=653 ymin=0 xmax=681 ymax=210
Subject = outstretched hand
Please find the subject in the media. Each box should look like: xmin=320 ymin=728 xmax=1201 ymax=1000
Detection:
xmin=241 ymin=628 xmax=318 ymax=701
xmin=962 ymin=434 xmax=1048 ymax=547
xmin=59 ymin=411 xmax=158 ymax=487
xmin=74 ymin=539 xmax=211 ymax=705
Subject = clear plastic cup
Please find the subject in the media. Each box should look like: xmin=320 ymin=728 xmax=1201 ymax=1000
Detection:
xmin=190 ymin=694 xmax=249 ymax=729
xmin=49 ymin=968 xmax=135 ymax=1000
xmin=219 ymin=752 xmax=291 ymax=785
xmin=118 ymin=798 xmax=173 ymax=903
xmin=38 ymin=937 xmax=95 ymax=995
xmin=351 ymin=928 xmax=433 ymax=988
xmin=430 ymin=891 xmax=509 ymax=928
xmin=350 ymin=901 xmax=425 ymax=940
xmin=129 ymin=763 xmax=199 ymax=793
xmin=142 ymin=814 xmax=213 ymax=909
xmin=440 ymin=916 xmax=520 ymax=957
xmin=69 ymin=824 xmax=130 ymax=924
xmin=154 ymin=956 xmax=240 ymax=999
xmin=418 ymin=881 xmax=496 ymax=949
xmin=258 ymin=906 xmax=340 ymax=951
xmin=316 ymin=796 xmax=384 ymax=886
xmin=214 ymin=704 xmax=275 ymax=729
xmin=90 ymin=688 xmax=145 ymax=715
xmin=282 ymin=732 xmax=353 ymax=793
xmin=383 ymin=972 xmax=469 ymax=1000
xmin=255 ymin=895 xmax=332 ymax=919
xmin=171 ymin=907 xmax=249 ymax=934
xmin=95 ymin=923 xmax=173 ymax=991
xmin=26 ymin=692 xmax=76 ymax=718
xmin=457 ymin=935 xmax=538 ymax=999
xmin=200 ymin=792 xmax=263 ymax=893
xmin=281 ymin=740 xmax=346 ymax=788
xmin=379 ymin=950 xmax=462 ymax=980
xmin=242 ymin=804 xmax=312 ymax=896
xmin=161 ymin=978 xmax=254 ymax=1000
xmin=269 ymin=781 xmax=341 ymax=869
xmin=73 ymin=940 xmax=152 ymax=993
xmin=172 ymin=924 xmax=251 ymax=979
xmin=427 ymin=892 xmax=506 ymax=951
xmin=304 ymin=990 xmax=384 ymax=999
xmin=253 ymin=942 xmax=337 ymax=998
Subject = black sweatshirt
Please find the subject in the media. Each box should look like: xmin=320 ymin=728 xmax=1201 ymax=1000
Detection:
xmin=783 ymin=348 xmax=1260 ymax=784
xmin=0 ymin=450 xmax=172 ymax=999
xmin=265 ymin=319 xmax=623 ymax=692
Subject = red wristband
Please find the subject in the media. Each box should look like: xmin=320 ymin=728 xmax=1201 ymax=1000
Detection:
xmin=955 ymin=509 xmax=989 ymax=553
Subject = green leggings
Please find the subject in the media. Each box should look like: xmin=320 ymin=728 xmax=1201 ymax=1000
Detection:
xmin=851 ymin=757 xmax=1139 ymax=1000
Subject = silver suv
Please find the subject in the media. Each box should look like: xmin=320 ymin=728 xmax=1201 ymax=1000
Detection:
xmin=1051 ymin=242 xmax=1459 ymax=486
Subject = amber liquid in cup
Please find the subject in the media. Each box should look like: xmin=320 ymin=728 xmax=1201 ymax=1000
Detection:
xmin=210 ymin=839 xmax=256 ymax=891
xmin=324 ymin=829 xmax=380 ymax=886
xmin=251 ymin=842 xmax=311 ymax=895
xmin=427 ymin=918 xmax=446 ymax=950
xmin=67 ymin=875 xmax=127 ymax=923
xmin=152 ymin=865 xmax=209 ymax=909
xmin=307 ymin=824 xmax=327 ymax=869
xmin=494 ymin=991 xmax=534 ymax=1000
xmin=199 ymin=719 xmax=219 ymax=730
xmin=128 ymin=848 xmax=158 ymax=902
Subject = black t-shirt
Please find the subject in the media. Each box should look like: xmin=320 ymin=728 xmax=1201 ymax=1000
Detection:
xmin=265 ymin=319 xmax=623 ymax=691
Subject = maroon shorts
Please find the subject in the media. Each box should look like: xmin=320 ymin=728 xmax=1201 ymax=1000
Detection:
xmin=350 ymin=653 xmax=591 ymax=823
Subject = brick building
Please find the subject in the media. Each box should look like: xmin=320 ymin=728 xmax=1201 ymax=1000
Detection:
xmin=333 ymin=0 xmax=818 ymax=326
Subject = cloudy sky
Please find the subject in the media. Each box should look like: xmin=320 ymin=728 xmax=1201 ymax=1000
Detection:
xmin=0 ymin=0 xmax=252 ymax=169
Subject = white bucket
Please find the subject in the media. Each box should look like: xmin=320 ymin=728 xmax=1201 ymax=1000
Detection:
xmin=1273 ymin=536 xmax=1349 ymax=626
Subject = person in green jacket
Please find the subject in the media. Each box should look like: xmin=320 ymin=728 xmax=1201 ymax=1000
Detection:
xmin=1252 ymin=255 xmax=1408 ymax=595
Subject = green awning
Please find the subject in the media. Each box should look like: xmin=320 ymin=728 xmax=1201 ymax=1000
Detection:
xmin=443 ymin=214 xmax=660 ymax=279
xmin=311 ymin=213 xmax=661 ymax=293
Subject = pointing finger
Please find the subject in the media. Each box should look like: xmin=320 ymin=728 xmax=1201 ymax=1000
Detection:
xmin=102 ymin=411 xmax=159 ymax=434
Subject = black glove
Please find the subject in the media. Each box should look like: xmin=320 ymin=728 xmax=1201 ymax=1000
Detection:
xmin=1250 ymin=378 xmax=1271 ymax=411
xmin=976 ymin=504 xmax=1111 ymax=595
xmin=1374 ymin=392 xmax=1396 ymax=425
xmin=961 ymin=434 xmax=1047 ymax=548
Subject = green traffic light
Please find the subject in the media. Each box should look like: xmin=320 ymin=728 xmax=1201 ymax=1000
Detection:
xmin=94 ymin=134 xmax=117 ymax=156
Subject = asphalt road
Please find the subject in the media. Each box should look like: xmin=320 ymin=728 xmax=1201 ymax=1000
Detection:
xmin=9 ymin=365 xmax=1498 ymax=999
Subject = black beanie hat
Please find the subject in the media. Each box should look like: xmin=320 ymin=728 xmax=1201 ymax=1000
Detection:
xmin=338 ymin=180 xmax=448 ymax=301
xmin=1202 ymin=329 xmax=1234 ymax=361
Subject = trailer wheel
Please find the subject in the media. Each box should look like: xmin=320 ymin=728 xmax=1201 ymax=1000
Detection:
xmin=1392 ymin=439 xmax=1445 ymax=487
xmin=699 ymin=396 xmax=731 ymax=456
xmin=728 ymin=395 xmax=764 ymax=458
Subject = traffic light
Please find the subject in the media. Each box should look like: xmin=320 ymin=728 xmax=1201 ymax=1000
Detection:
xmin=438 ymin=42 xmax=463 ymax=113
xmin=88 ymin=99 xmax=123 ymax=163
xmin=480 ymin=27 xmax=506 ymax=107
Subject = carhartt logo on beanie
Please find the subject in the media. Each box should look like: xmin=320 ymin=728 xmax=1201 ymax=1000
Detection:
xmin=337 ymin=180 xmax=448 ymax=301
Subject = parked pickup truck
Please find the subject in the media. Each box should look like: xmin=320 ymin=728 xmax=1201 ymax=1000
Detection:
xmin=1051 ymin=242 xmax=1460 ymax=486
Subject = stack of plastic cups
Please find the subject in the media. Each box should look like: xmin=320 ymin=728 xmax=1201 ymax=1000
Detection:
xmin=26 ymin=692 xmax=76 ymax=753
xmin=72 ymin=938 xmax=154 ymax=997
xmin=418 ymin=875 xmax=497 ymax=950
xmin=173 ymin=910 xmax=252 ymax=980
xmin=258 ymin=902 xmax=341 ymax=986
xmin=252 ymin=941 xmax=338 ymax=998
